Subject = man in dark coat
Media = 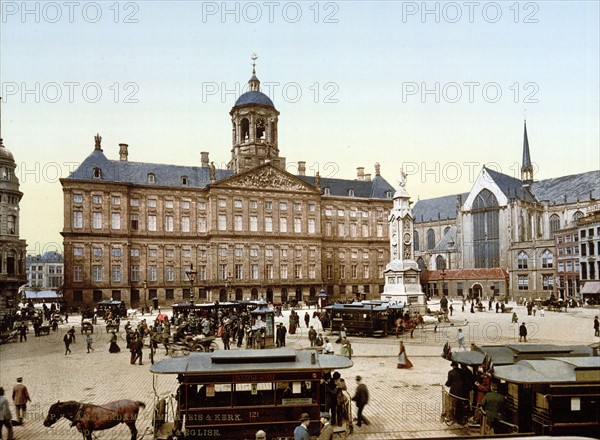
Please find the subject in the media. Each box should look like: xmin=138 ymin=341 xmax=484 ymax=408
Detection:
xmin=445 ymin=362 xmax=465 ymax=421
xmin=352 ymin=375 xmax=370 ymax=427
xmin=519 ymin=322 xmax=528 ymax=342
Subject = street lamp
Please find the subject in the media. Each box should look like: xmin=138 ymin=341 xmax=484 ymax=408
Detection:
xmin=186 ymin=264 xmax=197 ymax=305
xmin=143 ymin=280 xmax=148 ymax=312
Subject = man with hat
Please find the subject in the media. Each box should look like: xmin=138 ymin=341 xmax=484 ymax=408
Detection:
xmin=12 ymin=377 xmax=30 ymax=424
xmin=352 ymin=375 xmax=370 ymax=427
xmin=255 ymin=429 xmax=267 ymax=440
xmin=317 ymin=411 xmax=333 ymax=440
xmin=293 ymin=412 xmax=311 ymax=440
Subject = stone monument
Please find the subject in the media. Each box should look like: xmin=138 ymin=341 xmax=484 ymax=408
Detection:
xmin=382 ymin=170 xmax=426 ymax=311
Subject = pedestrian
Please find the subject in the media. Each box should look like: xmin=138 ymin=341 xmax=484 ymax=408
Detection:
xmin=511 ymin=312 xmax=518 ymax=323
xmin=308 ymin=326 xmax=317 ymax=347
xmin=540 ymin=307 xmax=545 ymax=318
xmin=18 ymin=322 xmax=27 ymax=342
xmin=594 ymin=316 xmax=599 ymax=337
xmin=495 ymin=302 xmax=500 ymax=313
xmin=331 ymin=372 xmax=347 ymax=426
xmin=317 ymin=411 xmax=333 ymax=440
xmin=236 ymin=324 xmax=245 ymax=347
xmin=532 ymin=305 xmax=537 ymax=316
xmin=304 ymin=311 xmax=310 ymax=328
xmin=68 ymin=326 xmax=76 ymax=343
xmin=470 ymin=302 xmax=475 ymax=313
xmin=457 ymin=328 xmax=466 ymax=351
xmin=397 ymin=341 xmax=413 ymax=369
xmin=481 ymin=382 xmax=506 ymax=434
xmin=63 ymin=332 xmax=72 ymax=355
xmin=255 ymin=429 xmax=267 ymax=440
xmin=134 ymin=335 xmax=144 ymax=365
xmin=222 ymin=326 xmax=231 ymax=350
xmin=64 ymin=310 xmax=69 ymax=323
xmin=12 ymin=377 xmax=30 ymax=424
xmin=341 ymin=338 xmax=352 ymax=359
xmin=0 ymin=387 xmax=15 ymax=440
xmin=315 ymin=333 xmax=324 ymax=348
xmin=109 ymin=330 xmax=120 ymax=353
xmin=488 ymin=299 xmax=492 ymax=311
xmin=519 ymin=322 xmax=527 ymax=342
xmin=444 ymin=361 xmax=466 ymax=422
xmin=323 ymin=338 xmax=334 ymax=355
xmin=352 ymin=375 xmax=369 ymax=427
xmin=449 ymin=303 xmax=454 ymax=316
xmin=86 ymin=334 xmax=94 ymax=353
xmin=293 ymin=412 xmax=311 ymax=440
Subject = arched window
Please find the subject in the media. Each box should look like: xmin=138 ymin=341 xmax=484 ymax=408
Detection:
xmin=573 ymin=211 xmax=584 ymax=222
xmin=436 ymin=255 xmax=446 ymax=270
xmin=92 ymin=167 xmax=102 ymax=179
xmin=413 ymin=231 xmax=420 ymax=251
xmin=426 ymin=229 xmax=435 ymax=250
xmin=549 ymin=214 xmax=560 ymax=235
xmin=256 ymin=117 xmax=266 ymax=140
xmin=416 ymin=257 xmax=426 ymax=272
xmin=517 ymin=251 xmax=528 ymax=269
xmin=241 ymin=118 xmax=250 ymax=141
xmin=541 ymin=250 xmax=553 ymax=268
xmin=472 ymin=189 xmax=499 ymax=268
xmin=443 ymin=226 xmax=451 ymax=234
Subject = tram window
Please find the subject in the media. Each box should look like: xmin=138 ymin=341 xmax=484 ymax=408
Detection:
xmin=190 ymin=383 xmax=232 ymax=408
xmin=233 ymin=383 xmax=274 ymax=407
xmin=278 ymin=381 xmax=315 ymax=405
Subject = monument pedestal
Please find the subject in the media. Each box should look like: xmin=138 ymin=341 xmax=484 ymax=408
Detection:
xmin=383 ymin=260 xmax=426 ymax=313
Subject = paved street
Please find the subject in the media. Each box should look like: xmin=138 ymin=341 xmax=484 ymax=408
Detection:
xmin=0 ymin=301 xmax=598 ymax=439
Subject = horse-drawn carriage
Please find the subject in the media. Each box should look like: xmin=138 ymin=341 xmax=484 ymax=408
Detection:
xmin=106 ymin=320 xmax=120 ymax=333
xmin=81 ymin=319 xmax=94 ymax=334
xmin=167 ymin=335 xmax=218 ymax=357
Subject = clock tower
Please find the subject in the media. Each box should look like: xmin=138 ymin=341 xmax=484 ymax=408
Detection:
xmin=382 ymin=171 xmax=426 ymax=310
xmin=228 ymin=55 xmax=284 ymax=174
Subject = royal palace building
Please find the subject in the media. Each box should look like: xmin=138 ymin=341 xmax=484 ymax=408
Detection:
xmin=60 ymin=65 xmax=396 ymax=309
xmin=0 ymin=137 xmax=28 ymax=316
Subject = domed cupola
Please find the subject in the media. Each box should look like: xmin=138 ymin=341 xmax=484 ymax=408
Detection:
xmin=229 ymin=54 xmax=283 ymax=174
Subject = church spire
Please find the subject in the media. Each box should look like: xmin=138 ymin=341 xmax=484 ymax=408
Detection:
xmin=248 ymin=53 xmax=260 ymax=92
xmin=521 ymin=119 xmax=533 ymax=183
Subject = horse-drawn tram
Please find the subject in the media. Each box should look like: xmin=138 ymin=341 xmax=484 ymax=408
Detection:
xmin=327 ymin=301 xmax=406 ymax=336
xmin=150 ymin=348 xmax=353 ymax=440
xmin=447 ymin=344 xmax=600 ymax=437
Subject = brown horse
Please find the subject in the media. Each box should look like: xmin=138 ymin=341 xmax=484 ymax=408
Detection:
xmin=396 ymin=315 xmax=425 ymax=338
xmin=43 ymin=399 xmax=145 ymax=440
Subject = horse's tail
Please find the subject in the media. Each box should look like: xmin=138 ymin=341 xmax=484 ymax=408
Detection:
xmin=137 ymin=401 xmax=146 ymax=410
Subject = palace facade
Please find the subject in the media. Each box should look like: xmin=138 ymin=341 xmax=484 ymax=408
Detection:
xmin=60 ymin=65 xmax=395 ymax=309
xmin=0 ymin=137 xmax=27 ymax=316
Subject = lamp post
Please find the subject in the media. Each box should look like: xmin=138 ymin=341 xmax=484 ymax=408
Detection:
xmin=186 ymin=264 xmax=197 ymax=306
xmin=143 ymin=280 xmax=148 ymax=312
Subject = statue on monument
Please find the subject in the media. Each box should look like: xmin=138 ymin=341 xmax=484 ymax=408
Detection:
xmin=397 ymin=168 xmax=407 ymax=189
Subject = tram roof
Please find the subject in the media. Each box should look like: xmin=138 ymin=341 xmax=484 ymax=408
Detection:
xmin=493 ymin=357 xmax=600 ymax=384
xmin=329 ymin=301 xmax=406 ymax=311
xmin=451 ymin=344 xmax=594 ymax=366
xmin=150 ymin=348 xmax=353 ymax=375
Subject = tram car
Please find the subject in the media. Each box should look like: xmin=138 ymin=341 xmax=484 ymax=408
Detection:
xmin=327 ymin=301 xmax=406 ymax=336
xmin=449 ymin=344 xmax=600 ymax=437
xmin=150 ymin=348 xmax=353 ymax=440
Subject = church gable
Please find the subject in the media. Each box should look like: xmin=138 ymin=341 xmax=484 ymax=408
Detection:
xmin=217 ymin=164 xmax=318 ymax=193
xmin=463 ymin=168 xmax=510 ymax=211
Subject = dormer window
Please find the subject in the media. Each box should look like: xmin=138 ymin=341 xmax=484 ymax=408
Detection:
xmin=147 ymin=173 xmax=156 ymax=184
xmin=93 ymin=168 xmax=102 ymax=179
xmin=324 ymin=187 xmax=331 ymax=195
xmin=348 ymin=189 xmax=355 ymax=197
xmin=385 ymin=190 xmax=392 ymax=198
xmin=181 ymin=176 xmax=188 ymax=186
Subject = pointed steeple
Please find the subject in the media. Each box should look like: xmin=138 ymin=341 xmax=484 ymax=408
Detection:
xmin=521 ymin=120 xmax=533 ymax=183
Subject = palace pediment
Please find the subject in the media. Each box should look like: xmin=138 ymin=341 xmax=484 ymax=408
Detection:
xmin=218 ymin=164 xmax=317 ymax=193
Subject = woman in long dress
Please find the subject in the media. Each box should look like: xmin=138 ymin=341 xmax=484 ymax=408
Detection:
xmin=109 ymin=330 xmax=120 ymax=353
xmin=397 ymin=341 xmax=413 ymax=369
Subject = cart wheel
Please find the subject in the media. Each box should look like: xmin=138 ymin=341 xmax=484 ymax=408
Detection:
xmin=209 ymin=341 xmax=218 ymax=352
xmin=181 ymin=348 xmax=190 ymax=356
xmin=194 ymin=345 xmax=206 ymax=352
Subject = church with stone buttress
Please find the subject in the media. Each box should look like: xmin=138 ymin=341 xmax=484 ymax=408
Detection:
xmin=60 ymin=59 xmax=397 ymax=309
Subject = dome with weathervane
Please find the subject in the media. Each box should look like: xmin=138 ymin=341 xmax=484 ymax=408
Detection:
xmin=233 ymin=58 xmax=276 ymax=108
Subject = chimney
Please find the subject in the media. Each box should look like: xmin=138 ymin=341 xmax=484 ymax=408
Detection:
xmin=356 ymin=167 xmax=365 ymax=181
xmin=201 ymin=152 xmax=210 ymax=168
xmin=119 ymin=143 xmax=128 ymax=161
xmin=374 ymin=162 xmax=381 ymax=176
xmin=298 ymin=161 xmax=306 ymax=176
xmin=364 ymin=173 xmax=371 ymax=181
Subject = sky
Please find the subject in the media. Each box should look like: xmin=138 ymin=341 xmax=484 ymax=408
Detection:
xmin=1 ymin=1 xmax=599 ymax=255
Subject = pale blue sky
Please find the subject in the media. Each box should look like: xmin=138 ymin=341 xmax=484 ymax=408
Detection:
xmin=1 ymin=1 xmax=598 ymax=254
